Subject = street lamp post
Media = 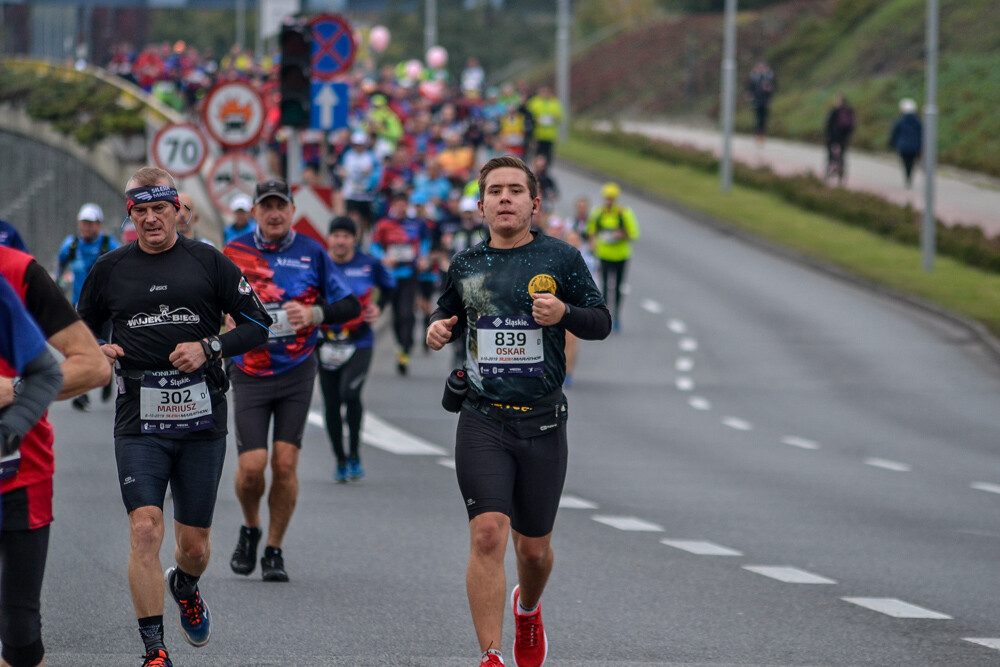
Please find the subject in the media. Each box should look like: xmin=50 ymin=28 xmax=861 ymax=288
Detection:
xmin=556 ymin=0 xmax=570 ymax=142
xmin=425 ymin=0 xmax=437 ymax=56
xmin=922 ymin=0 xmax=938 ymax=272
xmin=720 ymin=0 xmax=737 ymax=192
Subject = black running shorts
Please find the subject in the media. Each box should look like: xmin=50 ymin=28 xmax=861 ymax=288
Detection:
xmin=114 ymin=434 xmax=227 ymax=528
xmin=230 ymin=353 xmax=318 ymax=453
xmin=454 ymin=405 xmax=568 ymax=538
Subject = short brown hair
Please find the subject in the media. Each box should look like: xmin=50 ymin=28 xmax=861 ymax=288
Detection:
xmin=126 ymin=166 xmax=175 ymax=190
xmin=478 ymin=155 xmax=538 ymax=201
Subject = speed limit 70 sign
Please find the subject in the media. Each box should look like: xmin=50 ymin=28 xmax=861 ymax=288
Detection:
xmin=151 ymin=123 xmax=209 ymax=178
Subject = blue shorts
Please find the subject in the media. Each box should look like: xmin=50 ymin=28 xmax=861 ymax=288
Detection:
xmin=114 ymin=434 xmax=227 ymax=528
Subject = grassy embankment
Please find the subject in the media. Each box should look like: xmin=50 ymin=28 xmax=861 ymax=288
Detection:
xmin=561 ymin=134 xmax=1000 ymax=340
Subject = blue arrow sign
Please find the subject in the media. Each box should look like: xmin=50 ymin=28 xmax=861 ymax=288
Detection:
xmin=311 ymin=82 xmax=349 ymax=131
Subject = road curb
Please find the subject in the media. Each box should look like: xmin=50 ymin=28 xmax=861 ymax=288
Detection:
xmin=559 ymin=159 xmax=1000 ymax=367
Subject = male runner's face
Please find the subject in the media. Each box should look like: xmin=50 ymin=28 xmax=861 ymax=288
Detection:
xmin=177 ymin=193 xmax=197 ymax=239
xmin=128 ymin=180 xmax=179 ymax=254
xmin=479 ymin=166 xmax=538 ymax=241
xmin=254 ymin=196 xmax=294 ymax=242
xmin=327 ymin=230 xmax=355 ymax=262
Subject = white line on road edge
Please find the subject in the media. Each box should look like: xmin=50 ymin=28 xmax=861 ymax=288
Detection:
xmin=675 ymin=356 xmax=694 ymax=372
xmin=864 ymin=458 xmax=912 ymax=472
xmin=722 ymin=417 xmax=753 ymax=431
xmin=743 ymin=566 xmax=836 ymax=584
xmin=437 ymin=458 xmax=456 ymax=469
xmin=676 ymin=377 xmax=694 ymax=391
xmin=688 ymin=397 xmax=712 ymax=411
xmin=661 ymin=540 xmax=742 ymax=556
xmin=781 ymin=436 xmax=819 ymax=450
xmin=640 ymin=298 xmax=663 ymax=314
xmin=559 ymin=494 xmax=599 ymax=509
xmin=679 ymin=337 xmax=699 ymax=352
xmin=591 ymin=515 xmax=664 ymax=532
xmin=971 ymin=482 xmax=1000 ymax=495
xmin=667 ymin=319 xmax=687 ymax=334
xmin=841 ymin=597 xmax=952 ymax=619
xmin=308 ymin=410 xmax=448 ymax=456
xmin=963 ymin=638 xmax=1000 ymax=650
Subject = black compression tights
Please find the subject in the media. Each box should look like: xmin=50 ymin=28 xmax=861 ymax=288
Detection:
xmin=600 ymin=259 xmax=629 ymax=322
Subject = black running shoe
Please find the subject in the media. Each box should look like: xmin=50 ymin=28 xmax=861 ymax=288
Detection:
xmin=261 ymin=546 xmax=289 ymax=582
xmin=71 ymin=394 xmax=91 ymax=412
xmin=230 ymin=525 xmax=261 ymax=576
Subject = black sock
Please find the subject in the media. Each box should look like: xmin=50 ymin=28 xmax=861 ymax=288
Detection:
xmin=138 ymin=615 xmax=166 ymax=654
xmin=171 ymin=567 xmax=200 ymax=598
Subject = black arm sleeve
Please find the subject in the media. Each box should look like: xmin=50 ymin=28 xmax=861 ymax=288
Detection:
xmin=319 ymin=294 xmax=362 ymax=325
xmin=23 ymin=261 xmax=79 ymax=337
xmin=430 ymin=306 xmax=467 ymax=344
xmin=3 ymin=348 xmax=62 ymax=438
xmin=218 ymin=315 xmax=269 ymax=358
xmin=561 ymin=302 xmax=612 ymax=340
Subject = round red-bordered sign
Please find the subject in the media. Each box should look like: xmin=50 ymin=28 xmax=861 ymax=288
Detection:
xmin=206 ymin=153 xmax=266 ymax=214
xmin=150 ymin=122 xmax=209 ymax=178
xmin=309 ymin=14 xmax=356 ymax=80
xmin=201 ymin=81 xmax=266 ymax=150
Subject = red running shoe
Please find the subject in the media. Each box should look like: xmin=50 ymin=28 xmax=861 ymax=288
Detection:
xmin=510 ymin=585 xmax=548 ymax=666
xmin=480 ymin=650 xmax=505 ymax=665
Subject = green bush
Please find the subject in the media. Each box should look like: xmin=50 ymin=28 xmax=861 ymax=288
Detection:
xmin=576 ymin=127 xmax=1000 ymax=274
xmin=0 ymin=64 xmax=145 ymax=147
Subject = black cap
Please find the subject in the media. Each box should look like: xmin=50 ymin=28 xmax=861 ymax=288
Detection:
xmin=328 ymin=216 xmax=357 ymax=236
xmin=254 ymin=179 xmax=293 ymax=205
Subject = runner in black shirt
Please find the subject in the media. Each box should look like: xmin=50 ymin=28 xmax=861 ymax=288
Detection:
xmin=77 ymin=166 xmax=270 ymax=667
xmin=426 ymin=156 xmax=611 ymax=667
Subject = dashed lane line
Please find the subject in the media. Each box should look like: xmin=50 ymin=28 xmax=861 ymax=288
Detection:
xmin=678 ymin=337 xmax=699 ymax=352
xmin=722 ymin=417 xmax=753 ymax=431
xmin=963 ymin=638 xmax=1000 ymax=650
xmin=743 ymin=566 xmax=837 ymax=584
xmin=640 ymin=298 xmax=663 ymax=314
xmin=661 ymin=539 xmax=742 ymax=556
xmin=676 ymin=377 xmax=694 ymax=391
xmin=841 ymin=597 xmax=952 ymax=619
xmin=781 ymin=436 xmax=820 ymax=450
xmin=675 ymin=356 xmax=694 ymax=372
xmin=688 ymin=396 xmax=712 ymax=411
xmin=560 ymin=494 xmax=599 ymax=509
xmin=971 ymin=482 xmax=1000 ymax=495
xmin=864 ymin=458 xmax=912 ymax=472
xmin=591 ymin=515 xmax=664 ymax=532
xmin=667 ymin=318 xmax=687 ymax=334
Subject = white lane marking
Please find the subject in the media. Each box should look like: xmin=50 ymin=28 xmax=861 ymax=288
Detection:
xmin=676 ymin=377 xmax=694 ymax=391
xmin=971 ymin=482 xmax=1000 ymax=495
xmin=560 ymin=494 xmax=599 ymax=509
xmin=841 ymin=597 xmax=952 ymax=619
xmin=437 ymin=458 xmax=456 ymax=470
xmin=667 ymin=319 xmax=687 ymax=334
xmin=661 ymin=539 xmax=742 ymax=556
xmin=309 ymin=410 xmax=449 ymax=456
xmin=864 ymin=458 xmax=912 ymax=472
xmin=963 ymin=638 xmax=1000 ymax=650
xmin=679 ymin=337 xmax=699 ymax=352
xmin=675 ymin=356 xmax=694 ymax=372
xmin=782 ymin=436 xmax=820 ymax=450
xmin=743 ymin=566 xmax=836 ymax=584
xmin=591 ymin=515 xmax=664 ymax=532
xmin=722 ymin=417 xmax=753 ymax=431
xmin=688 ymin=396 xmax=712 ymax=411
xmin=640 ymin=298 xmax=663 ymax=314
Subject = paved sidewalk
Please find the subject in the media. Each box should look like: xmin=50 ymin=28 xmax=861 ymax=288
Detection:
xmin=597 ymin=119 xmax=1000 ymax=238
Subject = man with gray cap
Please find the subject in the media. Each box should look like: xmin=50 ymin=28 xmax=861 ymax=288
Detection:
xmin=57 ymin=202 xmax=120 ymax=410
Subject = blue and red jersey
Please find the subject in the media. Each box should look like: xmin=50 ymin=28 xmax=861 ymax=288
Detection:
xmin=225 ymin=231 xmax=352 ymax=376
xmin=370 ymin=215 xmax=433 ymax=280
xmin=326 ymin=251 xmax=396 ymax=349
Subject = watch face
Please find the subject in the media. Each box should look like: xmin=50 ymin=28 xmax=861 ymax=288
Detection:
xmin=210 ymin=340 xmax=222 ymax=352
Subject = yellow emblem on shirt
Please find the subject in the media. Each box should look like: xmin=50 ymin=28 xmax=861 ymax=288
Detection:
xmin=528 ymin=274 xmax=557 ymax=297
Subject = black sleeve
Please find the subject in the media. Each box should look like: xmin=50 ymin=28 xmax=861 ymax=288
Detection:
xmin=319 ymin=294 xmax=362 ymax=325
xmin=3 ymin=348 xmax=62 ymax=438
xmin=77 ymin=255 xmax=112 ymax=339
xmin=22 ymin=260 xmax=78 ymax=337
xmin=561 ymin=302 xmax=612 ymax=340
xmin=431 ymin=271 xmax=467 ymax=343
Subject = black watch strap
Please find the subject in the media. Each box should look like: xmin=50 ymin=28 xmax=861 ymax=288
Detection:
xmin=199 ymin=338 xmax=213 ymax=364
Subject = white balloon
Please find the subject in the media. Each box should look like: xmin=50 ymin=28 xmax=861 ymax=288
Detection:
xmin=426 ymin=45 xmax=448 ymax=69
xmin=370 ymin=26 xmax=390 ymax=53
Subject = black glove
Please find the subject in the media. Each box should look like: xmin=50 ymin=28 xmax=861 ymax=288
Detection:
xmin=0 ymin=423 xmax=21 ymax=457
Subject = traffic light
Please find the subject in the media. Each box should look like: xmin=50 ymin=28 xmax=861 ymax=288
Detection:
xmin=280 ymin=23 xmax=312 ymax=128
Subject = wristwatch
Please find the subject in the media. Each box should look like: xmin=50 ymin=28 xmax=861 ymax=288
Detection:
xmin=208 ymin=336 xmax=223 ymax=360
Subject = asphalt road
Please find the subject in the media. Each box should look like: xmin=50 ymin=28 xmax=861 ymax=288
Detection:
xmin=35 ymin=165 xmax=1000 ymax=666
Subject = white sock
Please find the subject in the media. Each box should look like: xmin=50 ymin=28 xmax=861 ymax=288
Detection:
xmin=482 ymin=648 xmax=504 ymax=664
xmin=517 ymin=600 xmax=539 ymax=616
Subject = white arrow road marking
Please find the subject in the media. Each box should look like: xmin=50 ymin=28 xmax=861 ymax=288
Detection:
xmin=743 ymin=566 xmax=836 ymax=584
xmin=841 ymin=598 xmax=952 ymax=619
xmin=308 ymin=410 xmax=447 ymax=455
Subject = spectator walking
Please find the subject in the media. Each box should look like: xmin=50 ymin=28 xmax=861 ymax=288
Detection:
xmin=824 ymin=93 xmax=856 ymax=184
xmin=889 ymin=98 xmax=923 ymax=189
xmin=747 ymin=61 xmax=777 ymax=145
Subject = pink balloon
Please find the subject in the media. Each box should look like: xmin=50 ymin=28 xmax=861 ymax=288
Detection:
xmin=418 ymin=79 xmax=444 ymax=102
xmin=370 ymin=26 xmax=390 ymax=53
xmin=405 ymin=59 xmax=424 ymax=81
xmin=426 ymin=46 xmax=448 ymax=70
